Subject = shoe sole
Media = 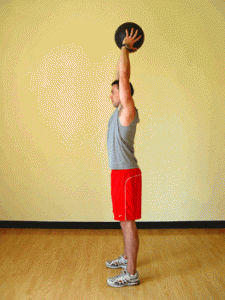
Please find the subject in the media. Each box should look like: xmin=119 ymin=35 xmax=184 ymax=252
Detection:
xmin=105 ymin=262 xmax=127 ymax=269
xmin=107 ymin=279 xmax=140 ymax=287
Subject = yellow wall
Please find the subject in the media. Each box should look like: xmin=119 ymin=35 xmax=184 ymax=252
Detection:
xmin=0 ymin=0 xmax=224 ymax=221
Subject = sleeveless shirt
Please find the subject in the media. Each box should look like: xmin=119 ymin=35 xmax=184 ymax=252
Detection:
xmin=107 ymin=107 xmax=140 ymax=170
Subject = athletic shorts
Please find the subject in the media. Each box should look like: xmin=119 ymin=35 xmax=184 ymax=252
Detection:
xmin=111 ymin=168 xmax=142 ymax=221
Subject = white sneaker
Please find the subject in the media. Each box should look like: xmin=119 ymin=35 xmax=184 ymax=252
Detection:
xmin=105 ymin=255 xmax=128 ymax=269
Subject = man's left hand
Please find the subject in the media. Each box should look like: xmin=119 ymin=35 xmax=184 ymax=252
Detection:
xmin=122 ymin=28 xmax=142 ymax=52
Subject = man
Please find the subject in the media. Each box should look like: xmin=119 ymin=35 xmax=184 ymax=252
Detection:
xmin=106 ymin=28 xmax=142 ymax=288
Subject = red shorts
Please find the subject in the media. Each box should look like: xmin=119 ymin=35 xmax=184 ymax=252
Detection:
xmin=111 ymin=168 xmax=142 ymax=221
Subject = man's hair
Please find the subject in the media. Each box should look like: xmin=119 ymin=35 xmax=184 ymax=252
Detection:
xmin=111 ymin=80 xmax=134 ymax=96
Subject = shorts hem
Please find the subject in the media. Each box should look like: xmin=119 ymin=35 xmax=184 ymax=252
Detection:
xmin=114 ymin=217 xmax=142 ymax=221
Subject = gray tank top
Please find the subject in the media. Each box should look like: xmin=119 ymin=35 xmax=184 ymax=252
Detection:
xmin=107 ymin=107 xmax=140 ymax=170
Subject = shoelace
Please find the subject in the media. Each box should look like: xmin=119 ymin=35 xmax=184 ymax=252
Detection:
xmin=114 ymin=257 xmax=125 ymax=265
xmin=115 ymin=270 xmax=135 ymax=284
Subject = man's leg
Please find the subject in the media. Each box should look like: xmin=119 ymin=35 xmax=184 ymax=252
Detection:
xmin=120 ymin=223 xmax=128 ymax=259
xmin=120 ymin=220 xmax=139 ymax=275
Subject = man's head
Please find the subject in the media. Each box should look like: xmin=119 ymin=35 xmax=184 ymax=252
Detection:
xmin=110 ymin=80 xmax=134 ymax=109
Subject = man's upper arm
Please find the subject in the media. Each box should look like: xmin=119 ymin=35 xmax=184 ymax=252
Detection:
xmin=119 ymin=73 xmax=135 ymax=111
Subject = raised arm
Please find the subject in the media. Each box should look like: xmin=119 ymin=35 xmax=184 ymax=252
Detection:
xmin=115 ymin=55 xmax=120 ymax=80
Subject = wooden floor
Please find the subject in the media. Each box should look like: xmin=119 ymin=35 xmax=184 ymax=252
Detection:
xmin=0 ymin=228 xmax=225 ymax=299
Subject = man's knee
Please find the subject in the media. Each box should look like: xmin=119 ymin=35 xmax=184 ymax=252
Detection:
xmin=120 ymin=220 xmax=136 ymax=228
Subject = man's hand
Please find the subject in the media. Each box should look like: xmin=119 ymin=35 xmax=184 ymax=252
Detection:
xmin=122 ymin=28 xmax=142 ymax=52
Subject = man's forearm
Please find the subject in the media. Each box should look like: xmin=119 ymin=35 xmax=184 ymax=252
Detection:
xmin=119 ymin=46 xmax=130 ymax=79
xmin=115 ymin=47 xmax=130 ymax=80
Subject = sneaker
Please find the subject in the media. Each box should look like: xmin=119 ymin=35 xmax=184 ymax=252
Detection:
xmin=107 ymin=268 xmax=140 ymax=287
xmin=105 ymin=255 xmax=128 ymax=269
